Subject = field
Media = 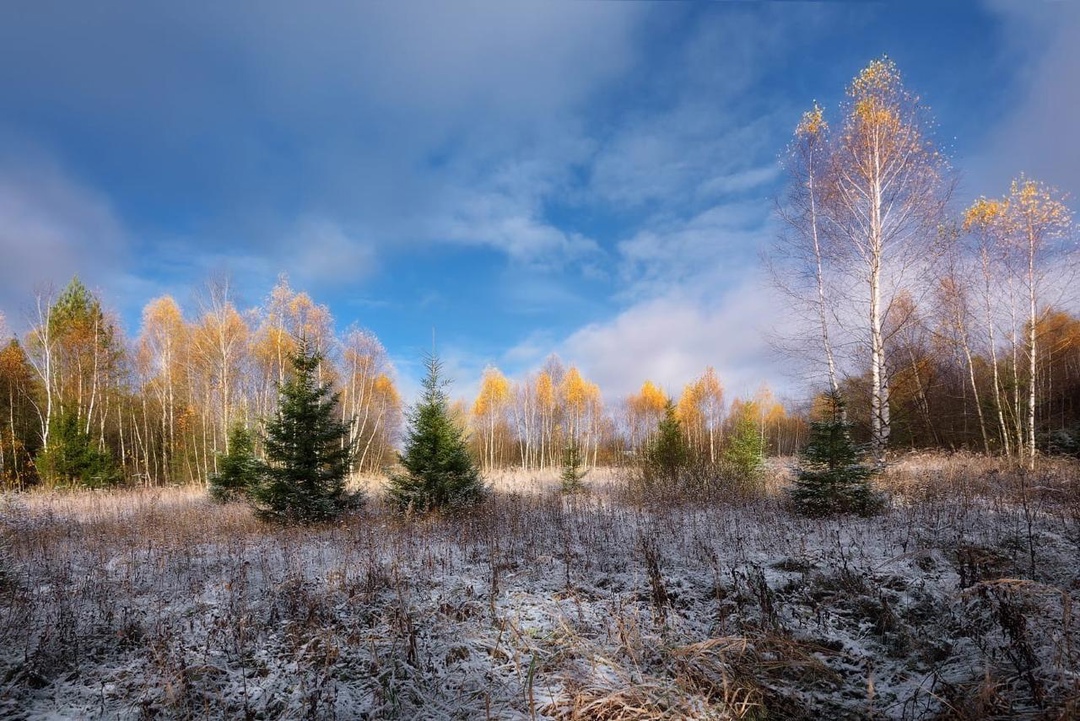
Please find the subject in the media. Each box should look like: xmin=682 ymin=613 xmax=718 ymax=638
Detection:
xmin=1 ymin=458 xmax=1079 ymax=720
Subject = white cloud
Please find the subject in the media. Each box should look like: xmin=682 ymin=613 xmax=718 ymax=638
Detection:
xmin=561 ymin=275 xmax=798 ymax=403
xmin=0 ymin=153 xmax=128 ymax=327
xmin=617 ymin=201 xmax=773 ymax=301
xmin=287 ymin=217 xmax=377 ymax=287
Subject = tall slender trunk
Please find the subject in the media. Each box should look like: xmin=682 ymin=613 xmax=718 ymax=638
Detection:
xmin=981 ymin=251 xmax=1011 ymax=457
xmin=808 ymin=143 xmax=840 ymax=397
xmin=960 ymin=336 xmax=989 ymax=453
xmin=1027 ymin=240 xmax=1038 ymax=469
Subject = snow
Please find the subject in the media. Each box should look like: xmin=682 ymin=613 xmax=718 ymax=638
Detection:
xmin=1 ymin=464 xmax=1078 ymax=718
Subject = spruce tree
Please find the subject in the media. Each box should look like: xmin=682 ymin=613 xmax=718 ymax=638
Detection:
xmin=209 ymin=424 xmax=261 ymax=503
xmin=790 ymin=390 xmax=883 ymax=517
xmin=560 ymin=440 xmax=588 ymax=494
xmin=38 ymin=412 xmax=120 ymax=488
xmin=250 ymin=343 xmax=353 ymax=523
xmin=723 ymin=412 xmax=764 ymax=488
xmin=387 ymin=353 xmax=486 ymax=512
xmin=644 ymin=401 xmax=689 ymax=487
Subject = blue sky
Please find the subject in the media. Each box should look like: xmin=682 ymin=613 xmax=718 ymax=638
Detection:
xmin=1 ymin=1 xmax=1077 ymax=403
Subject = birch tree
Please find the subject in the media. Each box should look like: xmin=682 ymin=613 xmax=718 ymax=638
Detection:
xmin=823 ymin=58 xmax=950 ymax=465
xmin=965 ymin=177 xmax=1074 ymax=466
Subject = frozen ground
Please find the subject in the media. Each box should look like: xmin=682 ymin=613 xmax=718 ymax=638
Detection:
xmin=1 ymin=457 xmax=1078 ymax=719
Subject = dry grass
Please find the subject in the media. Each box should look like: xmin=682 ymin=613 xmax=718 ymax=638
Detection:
xmin=1 ymin=455 xmax=1078 ymax=719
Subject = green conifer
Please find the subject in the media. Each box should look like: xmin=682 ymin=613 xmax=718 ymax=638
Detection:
xmin=38 ymin=412 xmax=120 ymax=488
xmin=208 ymin=424 xmax=261 ymax=502
xmin=790 ymin=390 xmax=883 ymax=517
xmin=644 ymin=401 xmax=689 ymax=486
xmin=560 ymin=440 xmax=588 ymax=494
xmin=723 ymin=412 xmax=764 ymax=487
xmin=250 ymin=343 xmax=353 ymax=522
xmin=387 ymin=354 xmax=486 ymax=512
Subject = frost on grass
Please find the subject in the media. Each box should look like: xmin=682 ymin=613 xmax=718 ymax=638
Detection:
xmin=1 ymin=458 xmax=1079 ymax=719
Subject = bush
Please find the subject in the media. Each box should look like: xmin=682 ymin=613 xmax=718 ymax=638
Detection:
xmin=790 ymin=390 xmax=884 ymax=517
xmin=209 ymin=425 xmax=261 ymax=503
xmin=387 ymin=354 xmax=486 ymax=512
xmin=1045 ymin=425 xmax=1080 ymax=458
xmin=250 ymin=343 xmax=355 ymax=523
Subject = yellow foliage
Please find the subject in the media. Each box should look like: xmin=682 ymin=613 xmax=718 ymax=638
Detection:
xmin=561 ymin=366 xmax=600 ymax=415
xmin=473 ymin=366 xmax=511 ymax=418
xmin=373 ymin=373 xmax=400 ymax=408
xmin=796 ymin=104 xmax=827 ymax=138
xmin=536 ymin=371 xmax=555 ymax=410
xmin=629 ymin=380 xmax=668 ymax=415
xmin=849 ymin=57 xmax=900 ymax=98
xmin=962 ymin=197 xmax=1005 ymax=231
xmin=965 ymin=175 xmax=1072 ymax=246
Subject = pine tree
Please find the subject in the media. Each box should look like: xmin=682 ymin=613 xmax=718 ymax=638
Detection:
xmin=644 ymin=401 xmax=689 ymax=487
xmin=388 ymin=353 xmax=486 ymax=512
xmin=790 ymin=390 xmax=883 ymax=517
xmin=250 ymin=343 xmax=353 ymax=522
xmin=208 ymin=424 xmax=260 ymax=503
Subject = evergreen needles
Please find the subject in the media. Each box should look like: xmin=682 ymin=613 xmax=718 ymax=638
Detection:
xmin=643 ymin=401 xmax=689 ymax=487
xmin=208 ymin=425 xmax=260 ymax=503
xmin=249 ymin=342 xmax=354 ymax=523
xmin=790 ymin=391 xmax=883 ymax=517
xmin=560 ymin=441 xmax=588 ymax=494
xmin=387 ymin=353 xmax=486 ymax=512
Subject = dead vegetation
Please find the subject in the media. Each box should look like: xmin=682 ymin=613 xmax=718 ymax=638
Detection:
xmin=0 ymin=454 xmax=1078 ymax=719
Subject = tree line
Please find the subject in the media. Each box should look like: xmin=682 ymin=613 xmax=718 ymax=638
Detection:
xmin=0 ymin=275 xmax=401 ymax=489
xmin=0 ymin=275 xmax=804 ymax=489
xmin=4 ymin=57 xmax=1074 ymax=489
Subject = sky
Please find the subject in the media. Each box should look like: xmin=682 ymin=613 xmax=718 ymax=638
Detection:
xmin=0 ymin=1 xmax=1077 ymax=405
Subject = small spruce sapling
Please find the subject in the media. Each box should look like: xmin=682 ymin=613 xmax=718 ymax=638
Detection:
xmin=723 ymin=412 xmax=764 ymax=491
xmin=644 ymin=401 xmax=689 ymax=488
xmin=387 ymin=353 xmax=486 ymax=512
xmin=209 ymin=424 xmax=261 ymax=502
xmin=560 ymin=440 xmax=588 ymax=494
xmin=790 ymin=390 xmax=883 ymax=517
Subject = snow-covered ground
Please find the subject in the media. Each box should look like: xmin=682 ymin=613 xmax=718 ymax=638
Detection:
xmin=1 ymin=458 xmax=1078 ymax=719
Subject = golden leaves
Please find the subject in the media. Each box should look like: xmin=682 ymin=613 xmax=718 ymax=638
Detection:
xmin=1010 ymin=175 xmax=1072 ymax=236
xmin=373 ymin=373 xmax=401 ymax=410
xmin=629 ymin=380 xmax=668 ymax=418
xmin=561 ymin=366 xmax=601 ymax=415
xmin=962 ymin=197 xmax=1005 ymax=231
xmin=964 ymin=175 xmax=1073 ymax=249
xmin=796 ymin=104 xmax=827 ymax=138
xmin=849 ymin=57 xmax=900 ymax=99
xmin=473 ymin=366 xmax=511 ymax=417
